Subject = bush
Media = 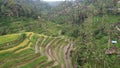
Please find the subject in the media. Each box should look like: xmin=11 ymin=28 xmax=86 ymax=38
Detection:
xmin=21 ymin=33 xmax=26 ymax=39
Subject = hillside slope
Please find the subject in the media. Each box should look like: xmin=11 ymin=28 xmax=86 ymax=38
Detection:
xmin=0 ymin=32 xmax=73 ymax=68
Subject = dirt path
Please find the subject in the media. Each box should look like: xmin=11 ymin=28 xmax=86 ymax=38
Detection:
xmin=59 ymin=44 xmax=65 ymax=68
xmin=64 ymin=41 xmax=73 ymax=68
xmin=45 ymin=38 xmax=57 ymax=61
xmin=39 ymin=46 xmax=43 ymax=55
xmin=51 ymin=48 xmax=59 ymax=66
xmin=51 ymin=39 xmax=63 ymax=67
xmin=67 ymin=42 xmax=73 ymax=68
xmin=64 ymin=45 xmax=69 ymax=68
xmin=45 ymin=45 xmax=51 ymax=61
xmin=53 ymin=44 xmax=61 ymax=66
xmin=39 ymin=38 xmax=46 ymax=55
xmin=40 ymin=38 xmax=46 ymax=47
xmin=56 ymin=43 xmax=62 ymax=60
xmin=35 ymin=39 xmax=40 ymax=53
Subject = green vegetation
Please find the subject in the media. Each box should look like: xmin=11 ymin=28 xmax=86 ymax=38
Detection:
xmin=0 ymin=32 xmax=70 ymax=68
xmin=0 ymin=34 xmax=18 ymax=45
xmin=0 ymin=0 xmax=120 ymax=68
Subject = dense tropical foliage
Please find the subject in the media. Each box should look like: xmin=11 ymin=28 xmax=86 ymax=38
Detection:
xmin=0 ymin=0 xmax=120 ymax=68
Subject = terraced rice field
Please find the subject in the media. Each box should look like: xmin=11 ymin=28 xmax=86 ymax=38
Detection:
xmin=0 ymin=32 xmax=73 ymax=68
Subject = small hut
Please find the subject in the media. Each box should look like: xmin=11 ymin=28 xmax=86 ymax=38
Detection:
xmin=105 ymin=46 xmax=117 ymax=55
xmin=38 ymin=16 xmax=41 ymax=21
xmin=111 ymin=40 xmax=117 ymax=44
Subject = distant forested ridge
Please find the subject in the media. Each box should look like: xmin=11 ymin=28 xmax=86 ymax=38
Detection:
xmin=0 ymin=0 xmax=51 ymax=18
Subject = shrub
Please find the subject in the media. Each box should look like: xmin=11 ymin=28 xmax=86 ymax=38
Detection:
xmin=21 ymin=33 xmax=26 ymax=39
